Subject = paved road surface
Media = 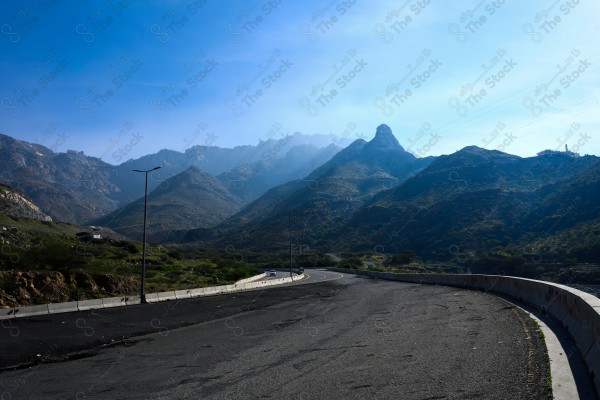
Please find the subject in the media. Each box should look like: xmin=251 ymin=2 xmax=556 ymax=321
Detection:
xmin=0 ymin=271 xmax=551 ymax=399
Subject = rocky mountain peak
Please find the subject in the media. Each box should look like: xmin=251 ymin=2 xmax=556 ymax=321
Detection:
xmin=360 ymin=124 xmax=408 ymax=161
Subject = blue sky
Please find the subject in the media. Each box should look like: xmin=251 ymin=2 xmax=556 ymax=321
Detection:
xmin=1 ymin=0 xmax=599 ymax=164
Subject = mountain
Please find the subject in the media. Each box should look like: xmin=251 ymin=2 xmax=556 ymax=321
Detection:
xmin=327 ymin=148 xmax=600 ymax=259
xmin=184 ymin=124 xmax=434 ymax=249
xmin=0 ymin=132 xmax=345 ymax=225
xmin=93 ymin=166 xmax=243 ymax=241
xmin=0 ymin=184 xmax=52 ymax=222
xmin=216 ymin=143 xmax=343 ymax=203
xmin=110 ymin=132 xmax=349 ymax=204
xmin=0 ymin=134 xmax=119 ymax=224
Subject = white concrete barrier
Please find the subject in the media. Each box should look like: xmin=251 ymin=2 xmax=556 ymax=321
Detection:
xmin=202 ymin=286 xmax=218 ymax=295
xmin=236 ymin=273 xmax=267 ymax=284
xmin=125 ymin=295 xmax=141 ymax=305
xmin=48 ymin=301 xmax=78 ymax=314
xmin=145 ymin=292 xmax=160 ymax=303
xmin=102 ymin=296 xmax=127 ymax=308
xmin=77 ymin=299 xmax=104 ymax=311
xmin=0 ymin=307 xmax=15 ymax=319
xmin=331 ymin=268 xmax=600 ymax=396
xmin=175 ymin=289 xmax=191 ymax=299
xmin=189 ymin=287 xmax=206 ymax=297
xmin=6 ymin=273 xmax=305 ymax=319
xmin=13 ymin=304 xmax=49 ymax=317
xmin=157 ymin=291 xmax=177 ymax=301
xmin=0 ymin=308 xmax=13 ymax=319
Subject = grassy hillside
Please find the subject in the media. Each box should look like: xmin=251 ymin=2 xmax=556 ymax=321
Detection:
xmin=0 ymin=214 xmax=257 ymax=307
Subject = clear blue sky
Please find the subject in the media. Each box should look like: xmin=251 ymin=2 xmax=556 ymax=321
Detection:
xmin=1 ymin=0 xmax=599 ymax=164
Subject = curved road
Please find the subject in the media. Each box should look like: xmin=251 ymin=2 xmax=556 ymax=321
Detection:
xmin=0 ymin=270 xmax=552 ymax=399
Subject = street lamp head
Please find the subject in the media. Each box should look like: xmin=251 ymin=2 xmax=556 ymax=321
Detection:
xmin=133 ymin=166 xmax=162 ymax=173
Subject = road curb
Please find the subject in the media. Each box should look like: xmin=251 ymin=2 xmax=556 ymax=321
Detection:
xmin=0 ymin=274 xmax=304 ymax=319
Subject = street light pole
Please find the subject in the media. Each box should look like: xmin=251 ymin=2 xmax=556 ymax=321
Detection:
xmin=289 ymin=211 xmax=293 ymax=279
xmin=133 ymin=166 xmax=161 ymax=303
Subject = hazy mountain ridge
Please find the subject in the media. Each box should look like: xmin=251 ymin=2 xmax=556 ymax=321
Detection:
xmin=94 ymin=166 xmax=243 ymax=241
xmin=2 ymin=126 xmax=599 ymax=267
xmin=110 ymin=132 xmax=349 ymax=204
xmin=0 ymin=132 xmax=346 ymax=224
xmin=181 ymin=134 xmax=599 ymax=267
xmin=184 ymin=125 xmax=435 ymax=249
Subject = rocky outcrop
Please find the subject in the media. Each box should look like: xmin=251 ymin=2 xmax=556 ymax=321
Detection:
xmin=0 ymin=270 xmax=139 ymax=307
xmin=0 ymin=185 xmax=52 ymax=221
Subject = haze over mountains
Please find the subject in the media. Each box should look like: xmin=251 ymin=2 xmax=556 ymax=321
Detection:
xmin=0 ymin=131 xmax=348 ymax=227
xmin=183 ymin=126 xmax=600 ymax=265
xmin=184 ymin=124 xmax=434 ymax=246
xmin=1 ymin=125 xmax=599 ymax=264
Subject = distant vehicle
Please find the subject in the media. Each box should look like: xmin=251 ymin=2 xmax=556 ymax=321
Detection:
xmin=268 ymin=270 xmax=277 ymax=277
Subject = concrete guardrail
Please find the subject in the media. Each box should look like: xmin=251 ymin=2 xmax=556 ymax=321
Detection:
xmin=77 ymin=299 xmax=104 ymax=311
xmin=0 ymin=273 xmax=304 ymax=320
xmin=330 ymin=267 xmax=600 ymax=395
xmin=235 ymin=273 xmax=267 ymax=284
xmin=48 ymin=301 xmax=78 ymax=314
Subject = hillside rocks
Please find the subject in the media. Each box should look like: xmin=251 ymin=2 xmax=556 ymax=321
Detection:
xmin=0 ymin=184 xmax=52 ymax=222
xmin=0 ymin=270 xmax=138 ymax=307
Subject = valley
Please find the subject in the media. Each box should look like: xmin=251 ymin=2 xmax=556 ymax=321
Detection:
xmin=0 ymin=124 xmax=599 ymax=307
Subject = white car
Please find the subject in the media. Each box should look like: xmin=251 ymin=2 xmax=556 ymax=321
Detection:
xmin=268 ymin=270 xmax=277 ymax=277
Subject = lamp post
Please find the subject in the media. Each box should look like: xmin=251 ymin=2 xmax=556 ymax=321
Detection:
xmin=133 ymin=166 xmax=161 ymax=303
xmin=288 ymin=211 xmax=293 ymax=279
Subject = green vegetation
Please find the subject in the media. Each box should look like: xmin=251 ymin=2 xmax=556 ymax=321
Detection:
xmin=2 ymin=200 xmax=599 ymax=307
xmin=0 ymin=214 xmax=259 ymax=306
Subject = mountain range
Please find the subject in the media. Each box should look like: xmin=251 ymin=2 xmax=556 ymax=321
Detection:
xmin=0 ymin=131 xmax=347 ymax=227
xmin=1 ymin=125 xmax=599 ymax=265
xmin=329 ymin=146 xmax=600 ymax=260
xmin=181 ymin=126 xmax=599 ymax=264
xmin=183 ymin=124 xmax=433 ymax=247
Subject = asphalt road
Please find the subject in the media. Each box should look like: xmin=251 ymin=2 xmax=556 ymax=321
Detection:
xmin=0 ymin=271 xmax=551 ymax=399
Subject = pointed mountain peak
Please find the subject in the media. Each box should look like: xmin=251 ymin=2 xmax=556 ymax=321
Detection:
xmin=375 ymin=123 xmax=394 ymax=138
xmin=361 ymin=124 xmax=407 ymax=158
